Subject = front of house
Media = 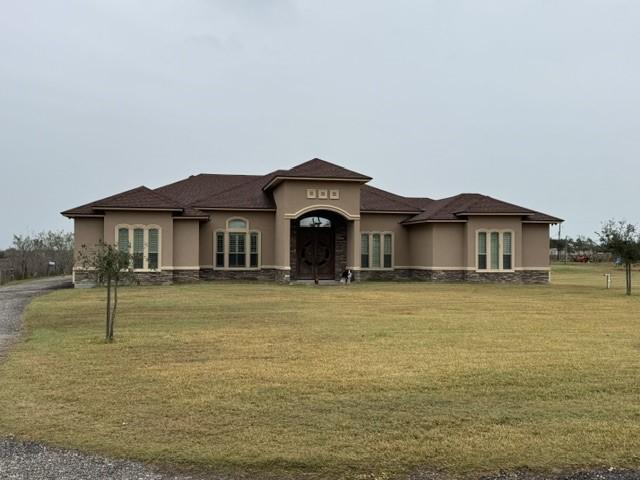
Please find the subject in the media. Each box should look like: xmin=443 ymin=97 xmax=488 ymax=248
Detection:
xmin=62 ymin=158 xmax=562 ymax=285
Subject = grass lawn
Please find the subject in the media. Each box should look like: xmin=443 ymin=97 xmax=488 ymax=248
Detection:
xmin=1 ymin=263 xmax=639 ymax=478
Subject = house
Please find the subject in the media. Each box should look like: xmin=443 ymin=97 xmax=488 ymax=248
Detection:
xmin=62 ymin=158 xmax=562 ymax=285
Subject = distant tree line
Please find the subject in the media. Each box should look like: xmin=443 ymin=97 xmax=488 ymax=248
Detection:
xmin=0 ymin=230 xmax=74 ymax=283
xmin=550 ymin=235 xmax=609 ymax=262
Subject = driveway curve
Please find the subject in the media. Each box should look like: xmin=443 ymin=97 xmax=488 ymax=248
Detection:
xmin=0 ymin=276 xmax=72 ymax=359
xmin=0 ymin=277 xmax=200 ymax=479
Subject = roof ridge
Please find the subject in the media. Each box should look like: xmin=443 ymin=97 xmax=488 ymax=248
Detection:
xmin=427 ymin=194 xmax=465 ymax=219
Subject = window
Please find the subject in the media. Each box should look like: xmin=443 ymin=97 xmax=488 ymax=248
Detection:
xmin=490 ymin=232 xmax=500 ymax=270
xmin=115 ymin=225 xmax=161 ymax=270
xmin=250 ymin=232 xmax=259 ymax=268
xmin=383 ymin=234 xmax=392 ymax=268
xmin=148 ymin=229 xmax=159 ymax=269
xmin=228 ymin=219 xmax=247 ymax=229
xmin=503 ymin=232 xmax=512 ymax=270
xmin=215 ymin=232 xmax=225 ymax=268
xmin=361 ymin=232 xmax=393 ymax=269
xmin=133 ymin=228 xmax=144 ymax=269
xmin=477 ymin=232 xmax=487 ymax=270
xmin=228 ymin=232 xmax=246 ymax=268
xmin=476 ymin=230 xmax=514 ymax=271
xmin=371 ymin=234 xmax=381 ymax=268
xmin=361 ymin=234 xmax=369 ymax=269
xmin=118 ymin=228 xmax=129 ymax=252
xmin=215 ymin=218 xmax=261 ymax=269
xmin=299 ymin=216 xmax=331 ymax=228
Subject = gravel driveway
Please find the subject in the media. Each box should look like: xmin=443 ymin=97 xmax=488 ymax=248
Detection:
xmin=0 ymin=276 xmax=72 ymax=359
xmin=0 ymin=277 xmax=199 ymax=479
xmin=0 ymin=278 xmax=637 ymax=479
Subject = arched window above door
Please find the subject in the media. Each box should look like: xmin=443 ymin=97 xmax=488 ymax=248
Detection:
xmin=299 ymin=216 xmax=332 ymax=228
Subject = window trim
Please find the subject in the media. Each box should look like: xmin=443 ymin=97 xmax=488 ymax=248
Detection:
xmin=114 ymin=224 xmax=162 ymax=272
xmin=213 ymin=217 xmax=262 ymax=270
xmin=360 ymin=231 xmax=394 ymax=270
xmin=475 ymin=229 xmax=515 ymax=272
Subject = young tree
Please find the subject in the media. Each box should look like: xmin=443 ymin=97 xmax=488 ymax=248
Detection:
xmin=598 ymin=220 xmax=640 ymax=295
xmin=78 ymin=241 xmax=134 ymax=342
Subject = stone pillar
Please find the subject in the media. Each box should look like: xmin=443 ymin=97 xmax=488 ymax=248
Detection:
xmin=346 ymin=219 xmax=361 ymax=272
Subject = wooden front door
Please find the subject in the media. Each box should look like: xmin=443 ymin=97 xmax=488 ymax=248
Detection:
xmin=296 ymin=227 xmax=335 ymax=280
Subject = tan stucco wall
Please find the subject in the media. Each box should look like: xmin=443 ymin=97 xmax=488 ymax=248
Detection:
xmin=406 ymin=223 xmax=466 ymax=268
xmin=464 ymin=216 xmax=523 ymax=269
xmin=522 ymin=223 xmax=550 ymax=268
xmin=360 ymin=213 xmax=412 ymax=267
xmin=273 ymin=180 xmax=362 ymax=219
xmin=173 ymin=220 xmax=200 ymax=268
xmin=407 ymin=223 xmax=433 ymax=267
xmin=271 ymin=180 xmax=362 ymax=269
xmin=74 ymin=218 xmax=104 ymax=258
xmin=103 ymin=211 xmax=173 ymax=269
xmin=199 ymin=211 xmax=276 ymax=267
xmin=432 ymin=223 xmax=466 ymax=267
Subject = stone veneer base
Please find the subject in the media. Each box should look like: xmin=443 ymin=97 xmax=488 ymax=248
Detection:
xmin=74 ymin=268 xmax=549 ymax=286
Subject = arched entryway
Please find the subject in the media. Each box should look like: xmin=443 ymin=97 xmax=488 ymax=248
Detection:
xmin=290 ymin=210 xmax=347 ymax=281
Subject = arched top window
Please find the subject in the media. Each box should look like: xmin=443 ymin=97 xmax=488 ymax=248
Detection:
xmin=299 ymin=216 xmax=331 ymax=228
xmin=227 ymin=218 xmax=247 ymax=229
xmin=215 ymin=217 xmax=261 ymax=270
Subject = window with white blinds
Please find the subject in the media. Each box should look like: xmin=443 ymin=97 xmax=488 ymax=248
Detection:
xmin=148 ymin=229 xmax=159 ymax=270
xmin=118 ymin=228 xmax=129 ymax=253
xmin=115 ymin=226 xmax=161 ymax=270
xmin=215 ymin=218 xmax=261 ymax=269
xmin=476 ymin=230 xmax=514 ymax=271
xmin=502 ymin=232 xmax=512 ymax=270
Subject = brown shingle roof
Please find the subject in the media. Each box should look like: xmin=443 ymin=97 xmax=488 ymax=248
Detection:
xmin=62 ymin=186 xmax=186 ymax=217
xmin=402 ymin=193 xmax=562 ymax=224
xmin=404 ymin=197 xmax=435 ymax=210
xmin=155 ymin=174 xmax=262 ymax=206
xmin=262 ymin=158 xmax=371 ymax=190
xmin=360 ymin=185 xmax=421 ymax=213
xmin=193 ymin=174 xmax=276 ymax=210
xmin=61 ymin=159 xmax=561 ymax=223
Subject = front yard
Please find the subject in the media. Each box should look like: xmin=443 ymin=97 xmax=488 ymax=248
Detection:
xmin=0 ymin=264 xmax=639 ymax=478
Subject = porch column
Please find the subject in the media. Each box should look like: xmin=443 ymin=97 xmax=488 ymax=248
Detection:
xmin=274 ymin=214 xmax=291 ymax=281
xmin=346 ymin=218 xmax=361 ymax=270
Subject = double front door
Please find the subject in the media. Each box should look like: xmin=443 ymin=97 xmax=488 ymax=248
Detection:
xmin=296 ymin=226 xmax=335 ymax=280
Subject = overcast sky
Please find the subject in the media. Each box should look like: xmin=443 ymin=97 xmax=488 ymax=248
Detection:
xmin=1 ymin=0 xmax=639 ymax=248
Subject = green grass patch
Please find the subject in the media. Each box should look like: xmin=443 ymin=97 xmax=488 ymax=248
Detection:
xmin=1 ymin=264 xmax=639 ymax=478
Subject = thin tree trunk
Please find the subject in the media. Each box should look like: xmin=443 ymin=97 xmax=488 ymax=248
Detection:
xmin=627 ymin=263 xmax=632 ymax=296
xmin=109 ymin=279 xmax=118 ymax=340
xmin=106 ymin=274 xmax=112 ymax=341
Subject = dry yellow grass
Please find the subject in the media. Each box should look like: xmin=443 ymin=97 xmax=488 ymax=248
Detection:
xmin=0 ymin=263 xmax=639 ymax=478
